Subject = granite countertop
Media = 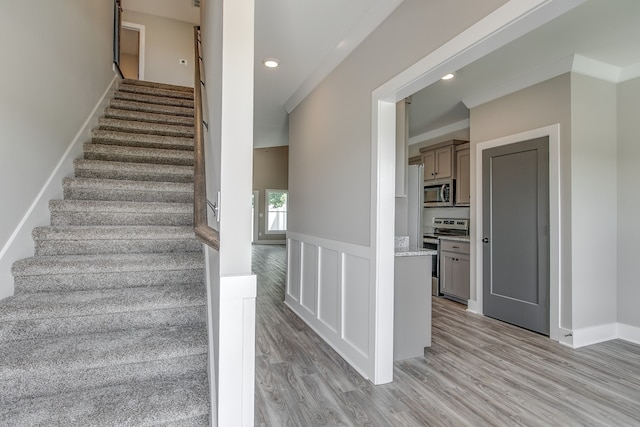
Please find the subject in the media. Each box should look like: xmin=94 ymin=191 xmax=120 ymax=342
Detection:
xmin=394 ymin=235 xmax=437 ymax=257
xmin=437 ymin=235 xmax=471 ymax=243
xmin=395 ymin=247 xmax=437 ymax=257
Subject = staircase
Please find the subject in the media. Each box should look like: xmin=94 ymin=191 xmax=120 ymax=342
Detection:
xmin=0 ymin=79 xmax=210 ymax=425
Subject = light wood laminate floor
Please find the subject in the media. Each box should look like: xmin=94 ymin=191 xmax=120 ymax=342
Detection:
xmin=253 ymin=245 xmax=640 ymax=426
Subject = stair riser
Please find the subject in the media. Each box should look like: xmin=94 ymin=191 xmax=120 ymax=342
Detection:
xmin=35 ymin=238 xmax=202 ymax=256
xmin=50 ymin=211 xmax=193 ymax=226
xmin=13 ymin=269 xmax=203 ymax=294
xmin=74 ymin=168 xmax=193 ymax=183
xmin=109 ymin=99 xmax=194 ymax=118
xmin=84 ymin=151 xmax=194 ymax=167
xmin=121 ymin=79 xmax=194 ymax=94
xmin=1 ymin=354 xmax=207 ymax=405
xmin=117 ymin=85 xmax=194 ymax=100
xmin=92 ymin=129 xmax=194 ymax=151
xmin=104 ymin=109 xmax=194 ymax=126
xmin=63 ymin=187 xmax=193 ymax=203
xmin=114 ymin=91 xmax=194 ymax=108
xmin=0 ymin=306 xmax=206 ymax=343
xmin=98 ymin=123 xmax=194 ymax=139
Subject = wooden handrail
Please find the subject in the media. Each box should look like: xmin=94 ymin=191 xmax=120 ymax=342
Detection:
xmin=193 ymin=26 xmax=220 ymax=250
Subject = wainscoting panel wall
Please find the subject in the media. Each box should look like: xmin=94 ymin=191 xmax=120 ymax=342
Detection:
xmin=286 ymin=232 xmax=372 ymax=378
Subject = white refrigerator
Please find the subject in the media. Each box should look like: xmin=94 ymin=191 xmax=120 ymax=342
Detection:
xmin=407 ymin=164 xmax=424 ymax=248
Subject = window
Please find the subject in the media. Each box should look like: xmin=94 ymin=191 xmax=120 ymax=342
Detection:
xmin=265 ymin=189 xmax=287 ymax=233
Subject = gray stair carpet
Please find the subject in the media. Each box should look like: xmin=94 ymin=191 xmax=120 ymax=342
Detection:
xmin=2 ymin=79 xmax=210 ymax=426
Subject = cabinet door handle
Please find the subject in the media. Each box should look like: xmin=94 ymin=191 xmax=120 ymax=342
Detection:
xmin=482 ymin=237 xmax=489 ymax=243
xmin=452 ymin=245 xmax=459 ymax=249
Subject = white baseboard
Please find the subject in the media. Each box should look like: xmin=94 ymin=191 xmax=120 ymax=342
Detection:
xmin=0 ymin=74 xmax=119 ymax=301
xmin=571 ymin=322 xmax=640 ymax=348
xmin=466 ymin=299 xmax=480 ymax=314
xmin=558 ymin=327 xmax=574 ymax=347
xmin=252 ymin=239 xmax=286 ymax=245
xmin=617 ymin=323 xmax=640 ymax=346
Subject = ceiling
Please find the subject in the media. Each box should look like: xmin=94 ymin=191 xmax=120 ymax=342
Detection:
xmin=408 ymin=0 xmax=640 ymax=145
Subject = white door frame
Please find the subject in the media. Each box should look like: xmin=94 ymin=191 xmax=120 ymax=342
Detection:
xmin=474 ymin=125 xmax=561 ymax=342
xmin=369 ymin=0 xmax=584 ymax=384
xmin=122 ymin=21 xmax=146 ymax=80
xmin=252 ymin=190 xmax=259 ymax=243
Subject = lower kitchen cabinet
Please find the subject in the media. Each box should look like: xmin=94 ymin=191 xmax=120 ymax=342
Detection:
xmin=440 ymin=240 xmax=470 ymax=302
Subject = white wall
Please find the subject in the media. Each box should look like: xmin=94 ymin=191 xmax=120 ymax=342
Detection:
xmin=122 ymin=10 xmax=195 ymax=87
xmin=570 ymin=74 xmax=617 ymax=330
xmin=0 ymin=1 xmax=114 ymax=300
xmin=288 ymin=0 xmax=508 ymax=247
xmin=617 ymin=76 xmax=640 ymax=329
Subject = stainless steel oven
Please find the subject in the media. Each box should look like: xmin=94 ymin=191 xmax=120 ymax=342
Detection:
xmin=423 ymin=218 xmax=470 ymax=296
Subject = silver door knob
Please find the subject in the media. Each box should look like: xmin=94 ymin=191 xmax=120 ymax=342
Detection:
xmin=482 ymin=237 xmax=489 ymax=243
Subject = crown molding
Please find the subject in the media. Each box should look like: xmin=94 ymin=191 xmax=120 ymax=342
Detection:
xmin=408 ymin=119 xmax=469 ymax=146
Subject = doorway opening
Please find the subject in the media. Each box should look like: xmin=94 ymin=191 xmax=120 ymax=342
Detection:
xmin=120 ymin=22 xmax=145 ymax=80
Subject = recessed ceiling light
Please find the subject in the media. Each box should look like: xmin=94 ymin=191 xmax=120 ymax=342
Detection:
xmin=441 ymin=73 xmax=455 ymax=80
xmin=263 ymin=58 xmax=279 ymax=68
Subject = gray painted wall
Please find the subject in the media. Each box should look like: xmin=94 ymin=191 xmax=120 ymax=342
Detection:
xmin=288 ymin=0 xmax=507 ymax=246
xmin=617 ymin=77 xmax=640 ymax=328
xmin=122 ymin=10 xmax=195 ymax=87
xmin=470 ymin=74 xmax=573 ymax=327
xmin=0 ymin=1 xmax=114 ymax=299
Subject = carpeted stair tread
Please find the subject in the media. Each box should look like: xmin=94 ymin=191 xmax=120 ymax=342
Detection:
xmin=33 ymin=225 xmax=201 ymax=256
xmin=83 ymin=142 xmax=194 ymax=166
xmin=92 ymin=128 xmax=194 ymax=151
xmin=74 ymin=159 xmax=193 ymax=182
xmin=104 ymin=107 xmax=194 ymax=126
xmin=0 ymin=283 xmax=205 ymax=323
xmin=98 ymin=117 xmax=194 ymax=138
xmin=0 ymin=370 xmax=209 ymax=426
xmin=0 ymin=325 xmax=206 ymax=377
xmin=63 ymin=177 xmax=193 ymax=203
xmin=12 ymin=252 xmax=202 ymax=277
xmin=2 ymin=353 xmax=207 ymax=405
xmin=114 ymin=91 xmax=194 ymax=108
xmin=49 ymin=199 xmax=193 ymax=226
xmin=117 ymin=83 xmax=195 ymax=100
xmin=109 ymin=99 xmax=194 ymax=118
xmin=0 ymin=305 xmax=206 ymax=343
xmin=122 ymin=78 xmax=194 ymax=93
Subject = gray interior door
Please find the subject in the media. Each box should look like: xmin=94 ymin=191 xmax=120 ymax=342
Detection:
xmin=482 ymin=137 xmax=549 ymax=335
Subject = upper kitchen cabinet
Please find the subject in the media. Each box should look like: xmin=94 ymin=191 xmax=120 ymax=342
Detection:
xmin=420 ymin=140 xmax=467 ymax=182
xmin=455 ymin=143 xmax=470 ymax=206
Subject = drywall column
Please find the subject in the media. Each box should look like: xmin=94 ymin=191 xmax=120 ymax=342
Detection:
xmin=617 ymin=77 xmax=640 ymax=333
xmin=201 ymin=0 xmax=256 ymax=425
xmin=570 ymin=74 xmax=617 ymax=345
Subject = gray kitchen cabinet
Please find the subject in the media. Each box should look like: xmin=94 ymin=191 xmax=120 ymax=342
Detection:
xmin=440 ymin=240 xmax=470 ymax=302
xmin=455 ymin=143 xmax=471 ymax=205
xmin=421 ymin=145 xmax=453 ymax=181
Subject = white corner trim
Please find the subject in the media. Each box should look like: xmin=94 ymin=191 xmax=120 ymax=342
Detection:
xmin=284 ymin=0 xmax=403 ymax=113
xmin=408 ymin=119 xmax=470 ymax=146
xmin=558 ymin=327 xmax=574 ymax=347
xmin=122 ymin=21 xmax=146 ymax=80
xmin=619 ymin=62 xmax=640 ymax=82
xmin=571 ymin=54 xmax=621 ymax=83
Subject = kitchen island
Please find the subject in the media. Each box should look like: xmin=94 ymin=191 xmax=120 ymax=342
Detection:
xmin=394 ymin=236 xmax=436 ymax=361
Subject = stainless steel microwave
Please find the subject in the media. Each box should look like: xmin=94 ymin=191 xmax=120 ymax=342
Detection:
xmin=424 ymin=179 xmax=454 ymax=207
